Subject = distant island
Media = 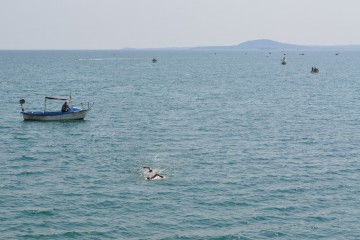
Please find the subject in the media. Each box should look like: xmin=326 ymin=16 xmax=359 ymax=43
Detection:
xmin=122 ymin=39 xmax=360 ymax=51
xmin=193 ymin=39 xmax=360 ymax=51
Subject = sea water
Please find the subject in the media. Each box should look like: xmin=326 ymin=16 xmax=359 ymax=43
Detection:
xmin=1 ymin=50 xmax=360 ymax=239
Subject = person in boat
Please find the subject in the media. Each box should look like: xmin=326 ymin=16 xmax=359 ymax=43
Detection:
xmin=143 ymin=166 xmax=164 ymax=180
xmin=61 ymin=101 xmax=69 ymax=112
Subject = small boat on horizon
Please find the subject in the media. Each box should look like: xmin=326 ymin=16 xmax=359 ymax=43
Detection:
xmin=281 ymin=57 xmax=287 ymax=65
xmin=19 ymin=94 xmax=93 ymax=121
xmin=152 ymin=57 xmax=157 ymax=63
xmin=311 ymin=67 xmax=319 ymax=73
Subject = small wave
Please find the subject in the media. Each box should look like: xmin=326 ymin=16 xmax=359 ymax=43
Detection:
xmin=18 ymin=230 xmax=112 ymax=239
xmin=16 ymin=170 xmax=44 ymax=176
xmin=306 ymin=215 xmax=333 ymax=222
xmin=77 ymin=57 xmax=144 ymax=61
xmin=261 ymin=230 xmax=287 ymax=238
xmin=18 ymin=231 xmax=82 ymax=239
xmin=22 ymin=208 xmax=55 ymax=216
xmin=264 ymin=206 xmax=297 ymax=212
xmin=60 ymin=231 xmax=83 ymax=238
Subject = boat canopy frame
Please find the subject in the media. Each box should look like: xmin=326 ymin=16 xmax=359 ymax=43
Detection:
xmin=44 ymin=96 xmax=72 ymax=113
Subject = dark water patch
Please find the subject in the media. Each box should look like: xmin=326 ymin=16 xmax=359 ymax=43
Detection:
xmin=21 ymin=209 xmax=56 ymax=217
xmin=18 ymin=231 xmax=82 ymax=239
xmin=306 ymin=215 xmax=335 ymax=223
xmin=11 ymin=155 xmax=38 ymax=162
xmin=264 ymin=206 xmax=298 ymax=213
xmin=16 ymin=170 xmax=45 ymax=176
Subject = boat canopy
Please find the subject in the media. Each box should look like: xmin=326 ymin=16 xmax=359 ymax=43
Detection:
xmin=45 ymin=97 xmax=71 ymax=101
xmin=44 ymin=96 xmax=72 ymax=112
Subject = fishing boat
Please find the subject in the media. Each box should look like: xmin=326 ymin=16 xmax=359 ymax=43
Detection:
xmin=152 ymin=57 xmax=157 ymax=63
xmin=19 ymin=95 xmax=93 ymax=121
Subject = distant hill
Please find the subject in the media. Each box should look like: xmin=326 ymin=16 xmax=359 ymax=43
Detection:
xmin=194 ymin=39 xmax=302 ymax=50
xmin=121 ymin=39 xmax=360 ymax=51
xmin=192 ymin=39 xmax=360 ymax=51
xmin=235 ymin=39 xmax=302 ymax=50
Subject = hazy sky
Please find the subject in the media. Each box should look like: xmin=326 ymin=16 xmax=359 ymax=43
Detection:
xmin=1 ymin=0 xmax=360 ymax=49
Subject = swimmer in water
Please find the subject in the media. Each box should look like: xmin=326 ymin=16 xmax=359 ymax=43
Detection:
xmin=143 ymin=166 xmax=153 ymax=172
xmin=143 ymin=166 xmax=164 ymax=180
xmin=147 ymin=174 xmax=164 ymax=180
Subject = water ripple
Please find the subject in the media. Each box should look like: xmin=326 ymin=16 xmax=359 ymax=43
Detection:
xmin=1 ymin=51 xmax=360 ymax=239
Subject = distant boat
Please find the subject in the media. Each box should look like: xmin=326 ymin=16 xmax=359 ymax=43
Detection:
xmin=281 ymin=57 xmax=287 ymax=65
xmin=19 ymin=95 xmax=93 ymax=121
xmin=311 ymin=67 xmax=319 ymax=73
xmin=336 ymin=53 xmax=340 ymax=56
xmin=152 ymin=58 xmax=157 ymax=63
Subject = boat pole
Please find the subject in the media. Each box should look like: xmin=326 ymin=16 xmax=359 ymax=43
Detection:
xmin=44 ymin=97 xmax=46 ymax=113
xmin=19 ymin=99 xmax=25 ymax=112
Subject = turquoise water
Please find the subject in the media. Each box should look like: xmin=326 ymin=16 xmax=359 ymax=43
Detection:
xmin=1 ymin=50 xmax=360 ymax=239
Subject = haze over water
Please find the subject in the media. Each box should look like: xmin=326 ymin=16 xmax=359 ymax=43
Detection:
xmin=1 ymin=50 xmax=360 ymax=239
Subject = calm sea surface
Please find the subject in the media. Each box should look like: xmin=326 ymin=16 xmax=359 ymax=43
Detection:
xmin=1 ymin=50 xmax=360 ymax=239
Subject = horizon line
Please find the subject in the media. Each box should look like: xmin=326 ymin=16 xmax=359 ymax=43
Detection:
xmin=1 ymin=39 xmax=360 ymax=51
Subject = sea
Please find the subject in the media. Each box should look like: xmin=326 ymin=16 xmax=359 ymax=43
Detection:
xmin=1 ymin=50 xmax=360 ymax=239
